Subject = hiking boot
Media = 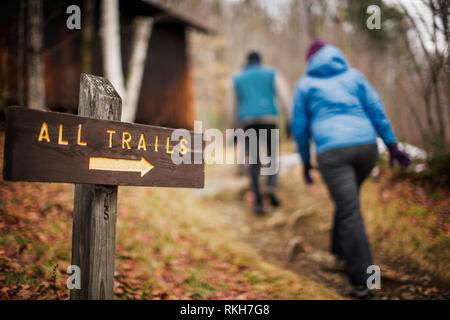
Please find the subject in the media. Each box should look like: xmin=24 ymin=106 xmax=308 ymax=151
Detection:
xmin=253 ymin=204 xmax=266 ymax=216
xmin=266 ymin=192 xmax=281 ymax=207
xmin=349 ymin=285 xmax=376 ymax=299
xmin=335 ymin=256 xmax=347 ymax=272
xmin=324 ymin=255 xmax=346 ymax=273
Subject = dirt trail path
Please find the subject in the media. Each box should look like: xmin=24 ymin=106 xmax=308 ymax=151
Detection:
xmin=199 ymin=155 xmax=449 ymax=299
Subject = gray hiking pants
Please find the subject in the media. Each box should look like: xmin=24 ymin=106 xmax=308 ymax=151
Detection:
xmin=317 ymin=143 xmax=378 ymax=286
xmin=244 ymin=123 xmax=278 ymax=206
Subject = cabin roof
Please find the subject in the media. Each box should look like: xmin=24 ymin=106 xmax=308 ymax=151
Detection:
xmin=136 ymin=0 xmax=214 ymax=34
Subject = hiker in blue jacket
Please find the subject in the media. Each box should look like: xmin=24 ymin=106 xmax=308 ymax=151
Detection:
xmin=291 ymin=40 xmax=411 ymax=298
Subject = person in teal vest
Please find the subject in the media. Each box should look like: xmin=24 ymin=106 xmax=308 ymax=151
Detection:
xmin=228 ymin=51 xmax=291 ymax=215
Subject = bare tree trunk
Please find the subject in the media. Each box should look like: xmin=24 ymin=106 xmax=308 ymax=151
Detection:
xmin=101 ymin=0 xmax=125 ymax=98
xmin=27 ymin=0 xmax=46 ymax=110
xmin=396 ymin=74 xmax=426 ymax=139
xmin=398 ymin=1 xmax=449 ymax=148
xmin=81 ymin=0 xmax=94 ymax=74
xmin=122 ymin=17 xmax=153 ymax=123
xmin=101 ymin=0 xmax=153 ymax=123
xmin=17 ymin=0 xmax=25 ymax=105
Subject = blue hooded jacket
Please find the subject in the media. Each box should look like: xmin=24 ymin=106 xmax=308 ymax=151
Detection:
xmin=291 ymin=45 xmax=397 ymax=163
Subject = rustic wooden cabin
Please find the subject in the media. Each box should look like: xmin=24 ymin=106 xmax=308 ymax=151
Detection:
xmin=0 ymin=0 xmax=212 ymax=129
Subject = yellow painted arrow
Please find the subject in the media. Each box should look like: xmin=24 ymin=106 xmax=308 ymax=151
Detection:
xmin=89 ymin=156 xmax=154 ymax=177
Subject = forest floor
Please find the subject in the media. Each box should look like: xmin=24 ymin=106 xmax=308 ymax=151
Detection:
xmin=0 ymin=134 xmax=449 ymax=300
xmin=0 ymin=135 xmax=340 ymax=300
xmin=202 ymin=154 xmax=450 ymax=300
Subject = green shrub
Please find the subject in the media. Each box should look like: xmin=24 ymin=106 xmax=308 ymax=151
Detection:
xmin=426 ymin=149 xmax=450 ymax=182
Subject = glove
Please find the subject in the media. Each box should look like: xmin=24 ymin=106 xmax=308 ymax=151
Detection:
xmin=303 ymin=162 xmax=314 ymax=185
xmin=388 ymin=143 xmax=411 ymax=170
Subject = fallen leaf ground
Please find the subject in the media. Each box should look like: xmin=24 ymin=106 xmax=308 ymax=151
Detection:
xmin=0 ymin=135 xmax=341 ymax=300
xmin=1 ymin=133 xmax=449 ymax=300
xmin=203 ymin=159 xmax=449 ymax=299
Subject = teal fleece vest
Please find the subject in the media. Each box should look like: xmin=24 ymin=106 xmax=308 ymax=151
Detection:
xmin=233 ymin=64 xmax=278 ymax=121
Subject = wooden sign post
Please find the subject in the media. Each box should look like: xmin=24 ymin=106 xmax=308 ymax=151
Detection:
xmin=72 ymin=74 xmax=121 ymax=300
xmin=2 ymin=74 xmax=204 ymax=299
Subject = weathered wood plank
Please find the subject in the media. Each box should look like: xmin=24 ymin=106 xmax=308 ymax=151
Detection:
xmin=2 ymin=107 xmax=204 ymax=187
xmin=71 ymin=73 xmax=121 ymax=300
xmin=2 ymin=72 xmax=205 ymax=300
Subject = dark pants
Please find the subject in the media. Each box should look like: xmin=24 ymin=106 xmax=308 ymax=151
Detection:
xmin=317 ymin=143 xmax=378 ymax=286
xmin=244 ymin=123 xmax=278 ymax=206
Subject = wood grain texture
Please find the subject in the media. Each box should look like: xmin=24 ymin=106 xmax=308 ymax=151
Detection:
xmin=2 ymin=106 xmax=204 ymax=186
xmin=2 ymin=73 xmax=205 ymax=300
xmin=71 ymin=73 xmax=120 ymax=300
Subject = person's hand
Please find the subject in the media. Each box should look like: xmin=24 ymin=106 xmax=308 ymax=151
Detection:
xmin=303 ymin=162 xmax=314 ymax=185
xmin=388 ymin=143 xmax=411 ymax=170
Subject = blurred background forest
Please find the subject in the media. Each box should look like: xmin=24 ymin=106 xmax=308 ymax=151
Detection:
xmin=0 ymin=0 xmax=449 ymax=300
xmin=163 ymin=0 xmax=449 ymax=178
xmin=0 ymin=0 xmax=448 ymax=177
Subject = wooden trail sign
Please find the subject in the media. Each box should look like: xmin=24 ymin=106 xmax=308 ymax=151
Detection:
xmin=2 ymin=74 xmax=204 ymax=300
xmin=3 ymin=107 xmax=204 ymax=188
